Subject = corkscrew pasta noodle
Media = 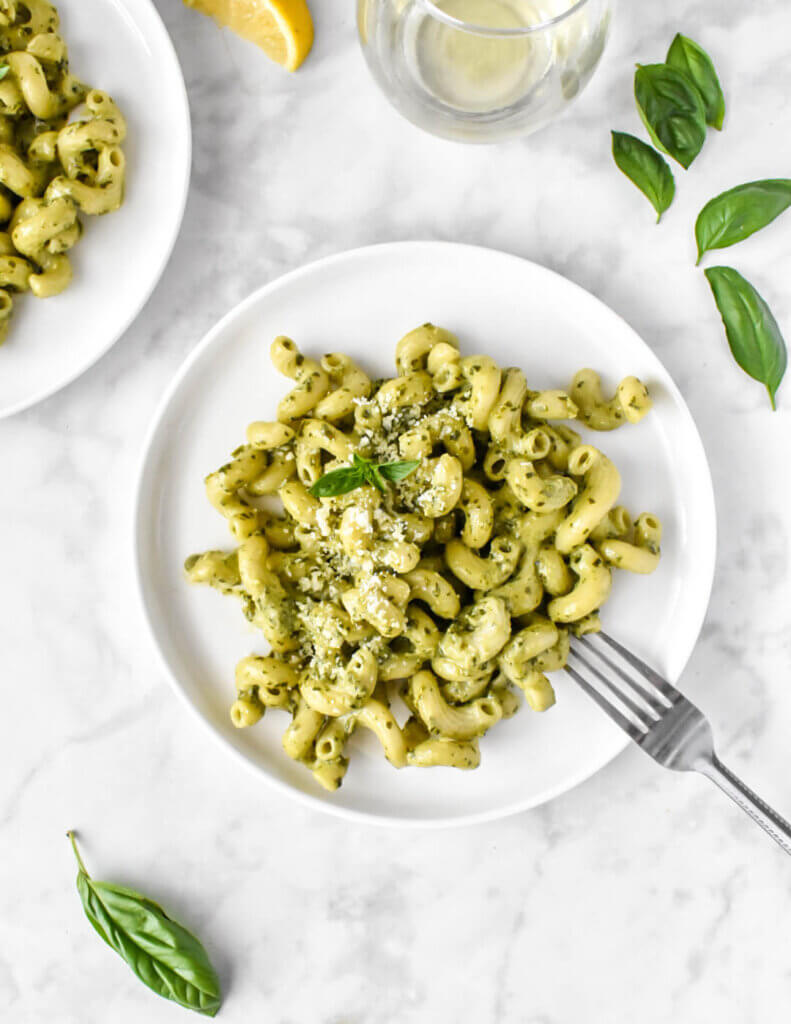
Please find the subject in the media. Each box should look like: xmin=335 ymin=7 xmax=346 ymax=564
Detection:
xmin=186 ymin=324 xmax=661 ymax=792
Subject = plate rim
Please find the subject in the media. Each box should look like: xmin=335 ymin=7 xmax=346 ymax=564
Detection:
xmin=132 ymin=240 xmax=717 ymax=829
xmin=0 ymin=0 xmax=192 ymax=420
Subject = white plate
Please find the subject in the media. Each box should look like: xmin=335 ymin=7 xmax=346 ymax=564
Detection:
xmin=134 ymin=242 xmax=716 ymax=827
xmin=0 ymin=0 xmax=190 ymax=419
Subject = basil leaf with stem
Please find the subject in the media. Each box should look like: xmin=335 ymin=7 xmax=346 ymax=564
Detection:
xmin=377 ymin=459 xmax=421 ymax=483
xmin=310 ymin=455 xmax=420 ymax=497
xmin=666 ymin=33 xmax=725 ymax=130
xmin=704 ymin=266 xmax=787 ymax=410
xmin=695 ymin=179 xmax=791 ymax=264
xmin=67 ymin=832 xmax=222 ymax=1017
xmin=352 ymin=452 xmax=386 ymax=493
xmin=611 ymin=131 xmax=675 ymax=221
xmin=634 ymin=63 xmax=707 ymax=169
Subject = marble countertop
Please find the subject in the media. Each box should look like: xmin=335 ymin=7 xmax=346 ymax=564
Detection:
xmin=3 ymin=0 xmax=791 ymax=1020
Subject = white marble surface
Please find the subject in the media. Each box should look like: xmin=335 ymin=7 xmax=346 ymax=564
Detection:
xmin=3 ymin=0 xmax=791 ymax=1020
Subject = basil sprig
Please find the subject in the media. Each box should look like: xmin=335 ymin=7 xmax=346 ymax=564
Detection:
xmin=611 ymin=131 xmax=675 ymax=221
xmin=309 ymin=453 xmax=420 ymax=498
xmin=704 ymin=267 xmax=787 ymax=410
xmin=68 ymin=832 xmax=222 ymax=1016
xmin=666 ymin=33 xmax=725 ymax=130
xmin=695 ymin=180 xmax=791 ymax=263
xmin=634 ymin=63 xmax=707 ymax=170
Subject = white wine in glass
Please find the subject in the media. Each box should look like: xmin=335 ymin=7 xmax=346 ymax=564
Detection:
xmin=358 ymin=0 xmax=614 ymax=142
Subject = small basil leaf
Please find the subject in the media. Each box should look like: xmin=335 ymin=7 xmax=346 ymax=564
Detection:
xmin=309 ymin=466 xmax=365 ymax=497
xmin=68 ymin=833 xmax=222 ymax=1017
xmin=695 ymin=179 xmax=791 ymax=263
xmin=348 ymin=454 xmax=384 ymax=492
xmin=311 ymin=454 xmax=421 ymax=496
xmin=376 ymin=460 xmax=421 ymax=483
xmin=0 ymin=65 xmax=9 ymax=82
xmin=368 ymin=464 xmax=387 ymax=493
xmin=634 ymin=63 xmax=707 ymax=169
xmin=611 ymin=131 xmax=675 ymax=222
xmin=704 ymin=266 xmax=787 ymax=410
xmin=666 ymin=33 xmax=725 ymax=130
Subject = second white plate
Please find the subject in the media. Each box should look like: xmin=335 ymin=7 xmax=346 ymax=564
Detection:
xmin=135 ymin=242 xmax=716 ymax=826
xmin=0 ymin=0 xmax=191 ymax=418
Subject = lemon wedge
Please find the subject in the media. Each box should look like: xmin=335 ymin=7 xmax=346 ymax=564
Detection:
xmin=185 ymin=0 xmax=314 ymax=71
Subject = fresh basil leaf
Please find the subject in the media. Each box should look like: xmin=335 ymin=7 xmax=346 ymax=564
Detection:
xmin=349 ymin=453 xmax=383 ymax=493
xmin=634 ymin=63 xmax=707 ymax=169
xmin=368 ymin=464 xmax=387 ymax=493
xmin=666 ymin=33 xmax=725 ymax=130
xmin=311 ymin=454 xmax=421 ymax=496
xmin=376 ymin=459 xmax=421 ymax=483
xmin=0 ymin=66 xmax=9 ymax=82
xmin=611 ymin=131 xmax=675 ymax=221
xmin=309 ymin=465 xmax=365 ymax=497
xmin=68 ymin=833 xmax=222 ymax=1017
xmin=695 ymin=179 xmax=791 ymax=263
xmin=704 ymin=266 xmax=787 ymax=409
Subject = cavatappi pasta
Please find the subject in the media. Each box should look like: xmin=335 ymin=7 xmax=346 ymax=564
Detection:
xmin=0 ymin=0 xmax=126 ymax=343
xmin=186 ymin=325 xmax=661 ymax=792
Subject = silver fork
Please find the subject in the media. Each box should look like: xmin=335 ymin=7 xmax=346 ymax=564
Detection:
xmin=566 ymin=631 xmax=791 ymax=855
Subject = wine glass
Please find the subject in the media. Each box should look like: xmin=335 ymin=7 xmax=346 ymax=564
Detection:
xmin=357 ymin=0 xmax=614 ymax=143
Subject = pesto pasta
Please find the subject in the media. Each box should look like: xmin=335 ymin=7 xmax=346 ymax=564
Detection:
xmin=186 ymin=324 xmax=661 ymax=792
xmin=0 ymin=0 xmax=127 ymax=344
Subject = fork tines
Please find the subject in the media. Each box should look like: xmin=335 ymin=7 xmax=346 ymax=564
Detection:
xmin=565 ymin=631 xmax=681 ymax=740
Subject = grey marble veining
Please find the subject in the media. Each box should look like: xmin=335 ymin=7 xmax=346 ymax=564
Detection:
xmin=2 ymin=0 xmax=791 ymax=1020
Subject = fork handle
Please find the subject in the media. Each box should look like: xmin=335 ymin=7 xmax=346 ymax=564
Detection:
xmin=698 ymin=756 xmax=791 ymax=856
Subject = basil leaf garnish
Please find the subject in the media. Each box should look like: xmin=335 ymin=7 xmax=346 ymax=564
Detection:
xmin=310 ymin=455 xmax=420 ymax=497
xmin=309 ymin=465 xmax=366 ymax=497
xmin=611 ymin=131 xmax=675 ymax=222
xmin=666 ymin=33 xmax=725 ymax=130
xmin=634 ymin=63 xmax=707 ymax=169
xmin=704 ymin=266 xmax=787 ymax=410
xmin=369 ymin=464 xmax=387 ymax=493
xmin=377 ymin=459 xmax=421 ymax=483
xmin=350 ymin=452 xmax=384 ymax=493
xmin=68 ymin=832 xmax=222 ymax=1017
xmin=0 ymin=65 xmax=9 ymax=82
xmin=695 ymin=179 xmax=791 ymax=263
